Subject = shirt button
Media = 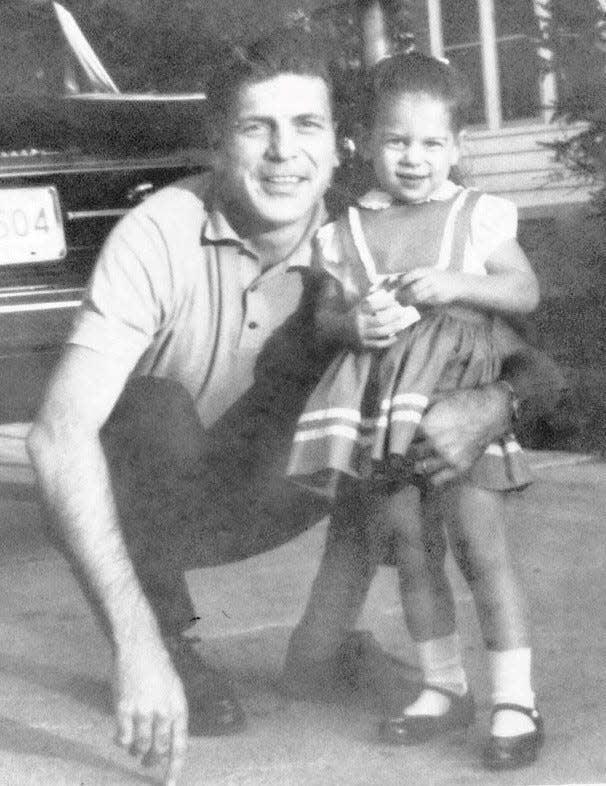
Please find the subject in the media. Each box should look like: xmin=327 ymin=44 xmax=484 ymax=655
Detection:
xmin=249 ymin=284 xmax=258 ymax=292
xmin=248 ymin=321 xmax=259 ymax=329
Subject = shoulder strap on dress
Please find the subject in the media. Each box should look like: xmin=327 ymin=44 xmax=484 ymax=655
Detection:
xmin=448 ymin=188 xmax=484 ymax=272
xmin=347 ymin=206 xmax=379 ymax=285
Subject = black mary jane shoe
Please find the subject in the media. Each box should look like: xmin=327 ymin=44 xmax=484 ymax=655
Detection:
xmin=378 ymin=684 xmax=475 ymax=745
xmin=483 ymin=703 xmax=544 ymax=770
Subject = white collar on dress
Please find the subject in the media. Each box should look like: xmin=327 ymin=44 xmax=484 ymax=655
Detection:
xmin=357 ymin=180 xmax=461 ymax=210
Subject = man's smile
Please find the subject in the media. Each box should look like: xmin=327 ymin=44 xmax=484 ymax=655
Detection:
xmin=396 ymin=172 xmax=427 ymax=182
xmin=263 ymin=175 xmax=305 ymax=182
xmin=260 ymin=174 xmax=309 ymax=194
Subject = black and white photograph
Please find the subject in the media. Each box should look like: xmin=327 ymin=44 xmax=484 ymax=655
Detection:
xmin=0 ymin=1 xmax=604 ymax=784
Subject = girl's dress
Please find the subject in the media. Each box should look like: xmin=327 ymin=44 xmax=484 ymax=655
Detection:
xmin=286 ymin=182 xmax=531 ymax=498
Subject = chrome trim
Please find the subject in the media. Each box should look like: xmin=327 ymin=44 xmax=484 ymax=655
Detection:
xmin=0 ymin=300 xmax=80 ymax=314
xmin=0 ymin=149 xmax=213 ymax=178
xmin=66 ymin=208 xmax=127 ymax=220
xmin=0 ymin=287 xmax=83 ymax=299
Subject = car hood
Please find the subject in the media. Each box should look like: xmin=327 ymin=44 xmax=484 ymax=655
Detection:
xmin=0 ymin=93 xmax=210 ymax=157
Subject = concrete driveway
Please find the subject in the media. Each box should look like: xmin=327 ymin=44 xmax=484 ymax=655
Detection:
xmin=0 ymin=424 xmax=604 ymax=785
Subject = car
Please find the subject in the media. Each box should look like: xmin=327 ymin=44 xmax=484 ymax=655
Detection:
xmin=0 ymin=1 xmax=212 ymax=421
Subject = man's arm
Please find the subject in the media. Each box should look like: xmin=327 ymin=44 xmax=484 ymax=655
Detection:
xmin=27 ymin=345 xmax=187 ymax=786
xmin=415 ymin=342 xmax=567 ymax=486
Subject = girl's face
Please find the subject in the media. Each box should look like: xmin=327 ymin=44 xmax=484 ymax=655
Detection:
xmin=367 ymin=91 xmax=461 ymax=204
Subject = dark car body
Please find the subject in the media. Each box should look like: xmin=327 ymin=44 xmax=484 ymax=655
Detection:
xmin=0 ymin=2 xmax=211 ymax=421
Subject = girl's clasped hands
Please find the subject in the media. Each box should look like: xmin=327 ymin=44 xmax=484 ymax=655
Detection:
xmin=355 ymin=267 xmax=462 ymax=349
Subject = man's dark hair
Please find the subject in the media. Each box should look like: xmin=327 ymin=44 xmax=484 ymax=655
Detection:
xmin=362 ymin=51 xmax=473 ymax=133
xmin=206 ymin=28 xmax=336 ymax=121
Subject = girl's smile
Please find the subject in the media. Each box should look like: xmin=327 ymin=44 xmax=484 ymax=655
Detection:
xmin=367 ymin=91 xmax=461 ymax=204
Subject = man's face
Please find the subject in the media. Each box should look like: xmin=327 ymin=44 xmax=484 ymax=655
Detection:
xmin=216 ymin=73 xmax=338 ymax=233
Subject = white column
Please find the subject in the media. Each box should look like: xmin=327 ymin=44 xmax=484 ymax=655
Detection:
xmin=593 ymin=0 xmax=606 ymax=54
xmin=533 ymin=0 xmax=558 ymax=122
xmin=477 ymin=0 xmax=502 ymax=130
xmin=358 ymin=1 xmax=391 ymax=69
xmin=427 ymin=0 xmax=445 ymax=58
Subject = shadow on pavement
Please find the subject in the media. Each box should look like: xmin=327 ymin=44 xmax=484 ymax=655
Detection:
xmin=0 ymin=651 xmax=111 ymax=716
xmin=0 ymin=716 xmax=153 ymax=784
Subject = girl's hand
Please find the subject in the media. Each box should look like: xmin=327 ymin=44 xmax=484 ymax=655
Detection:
xmin=354 ymin=289 xmax=418 ymax=350
xmin=398 ymin=268 xmax=462 ymax=307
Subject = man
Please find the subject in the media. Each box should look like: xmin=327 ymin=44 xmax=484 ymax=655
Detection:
xmin=27 ymin=29 xmax=562 ymax=786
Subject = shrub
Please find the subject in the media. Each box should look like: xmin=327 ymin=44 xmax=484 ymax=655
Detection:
xmin=546 ymin=1 xmax=606 ymax=216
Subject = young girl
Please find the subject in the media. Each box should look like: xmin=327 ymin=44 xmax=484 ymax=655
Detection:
xmin=287 ymin=53 xmax=544 ymax=770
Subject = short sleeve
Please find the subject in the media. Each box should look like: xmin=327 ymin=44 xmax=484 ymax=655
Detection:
xmin=68 ymin=209 xmax=173 ymax=371
xmin=313 ymin=217 xmax=370 ymax=304
xmin=315 ymin=221 xmax=340 ymax=267
xmin=465 ymin=193 xmax=518 ymax=274
xmin=313 ymin=221 xmax=349 ymax=285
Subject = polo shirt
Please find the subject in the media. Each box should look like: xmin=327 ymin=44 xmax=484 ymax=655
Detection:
xmin=69 ymin=174 xmax=325 ymax=427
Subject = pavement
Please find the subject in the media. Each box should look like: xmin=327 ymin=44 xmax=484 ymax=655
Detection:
xmin=0 ymin=423 xmax=605 ymax=786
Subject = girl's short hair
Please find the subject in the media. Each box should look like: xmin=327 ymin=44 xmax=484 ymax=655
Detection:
xmin=206 ymin=28 xmax=336 ymax=121
xmin=363 ymin=51 xmax=473 ymax=133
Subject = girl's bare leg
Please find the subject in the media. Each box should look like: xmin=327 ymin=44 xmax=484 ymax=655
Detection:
xmin=385 ymin=484 xmax=468 ymax=715
xmin=440 ymin=484 xmax=537 ymax=735
xmin=389 ymin=484 xmax=455 ymax=641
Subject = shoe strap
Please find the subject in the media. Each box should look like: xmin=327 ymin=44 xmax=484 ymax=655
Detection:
xmin=491 ymin=703 xmax=541 ymax=725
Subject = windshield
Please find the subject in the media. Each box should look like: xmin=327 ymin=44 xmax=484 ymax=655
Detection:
xmin=0 ymin=2 xmax=209 ymax=156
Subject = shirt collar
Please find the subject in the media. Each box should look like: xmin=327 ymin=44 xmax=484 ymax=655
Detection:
xmin=200 ymin=189 xmax=256 ymax=256
xmin=358 ymin=179 xmax=461 ymax=210
xmin=284 ymin=200 xmax=328 ymax=271
xmin=200 ymin=184 xmax=328 ymax=270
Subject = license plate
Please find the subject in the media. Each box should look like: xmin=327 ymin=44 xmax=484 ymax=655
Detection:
xmin=0 ymin=186 xmax=66 ymax=265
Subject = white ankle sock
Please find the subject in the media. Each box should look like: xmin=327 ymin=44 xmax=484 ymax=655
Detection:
xmin=405 ymin=634 xmax=468 ymax=717
xmin=488 ymin=648 xmax=536 ymax=736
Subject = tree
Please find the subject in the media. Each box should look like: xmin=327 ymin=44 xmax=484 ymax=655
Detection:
xmin=542 ymin=0 xmax=606 ymax=215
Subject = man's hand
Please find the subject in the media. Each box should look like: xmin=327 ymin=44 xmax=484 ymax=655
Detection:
xmin=355 ymin=288 xmax=420 ymax=349
xmin=114 ymin=635 xmax=188 ymax=786
xmin=413 ymin=384 xmax=511 ymax=485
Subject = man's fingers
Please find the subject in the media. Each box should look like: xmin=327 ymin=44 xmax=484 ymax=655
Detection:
xmin=130 ymin=712 xmax=153 ymax=757
xmin=141 ymin=714 xmax=172 ymax=767
xmin=115 ymin=704 xmax=134 ymax=749
xmin=413 ymin=452 xmax=461 ymax=485
xmin=428 ymin=466 xmax=459 ymax=486
xmin=414 ymin=454 xmax=447 ymax=477
xmin=164 ymin=715 xmax=188 ymax=786
xmin=141 ymin=748 xmax=163 ymax=769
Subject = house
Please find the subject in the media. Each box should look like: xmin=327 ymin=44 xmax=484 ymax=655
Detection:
xmin=405 ymin=0 xmax=592 ymax=217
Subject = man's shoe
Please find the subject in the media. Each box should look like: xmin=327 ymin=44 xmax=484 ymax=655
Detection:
xmin=483 ymin=704 xmax=544 ymax=770
xmin=378 ymin=684 xmax=475 ymax=745
xmin=279 ymin=630 xmax=419 ymax=706
xmin=165 ymin=634 xmax=246 ymax=736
